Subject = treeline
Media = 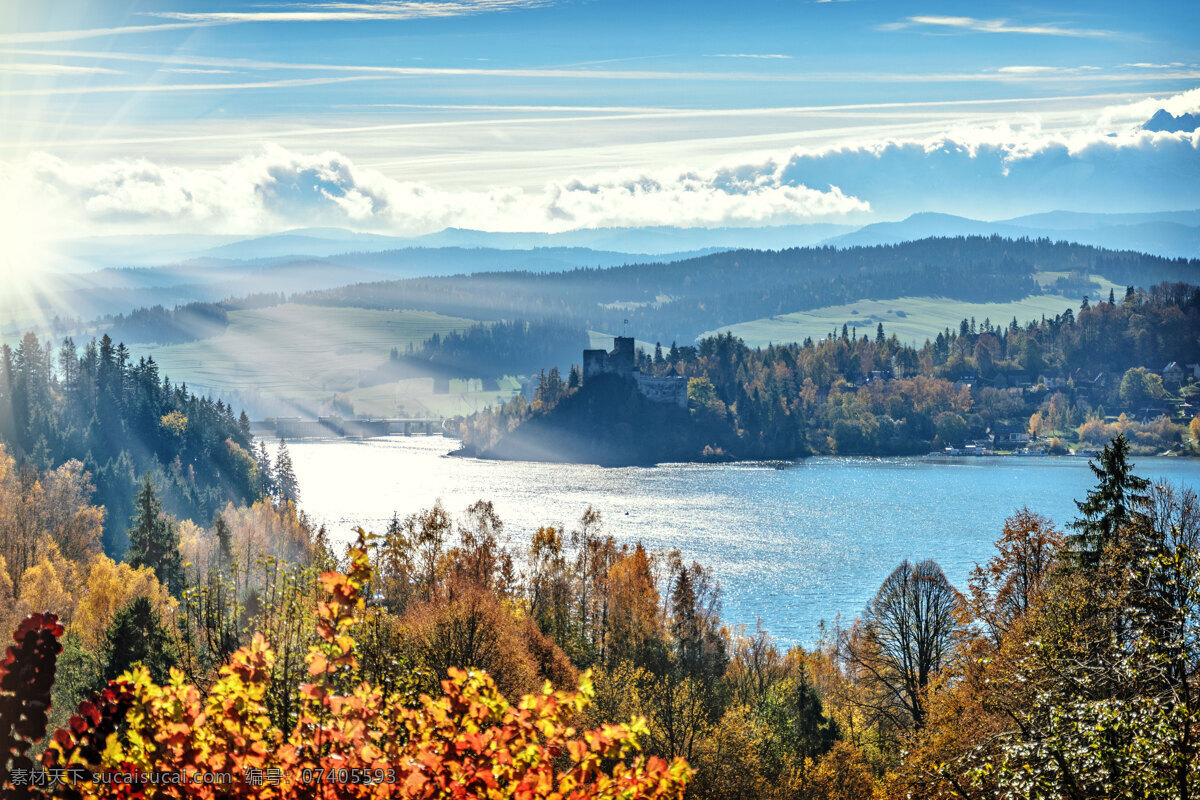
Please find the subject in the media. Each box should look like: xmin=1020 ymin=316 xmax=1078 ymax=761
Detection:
xmin=299 ymin=236 xmax=1197 ymax=343
xmin=366 ymin=320 xmax=590 ymax=384
xmin=0 ymin=446 xmax=839 ymax=796
xmin=1 ymin=435 xmax=1194 ymax=797
xmin=0 ymin=464 xmax=689 ymax=796
xmin=849 ymin=437 xmax=1200 ymax=798
xmin=0 ymin=332 xmax=262 ymax=555
xmin=464 ymin=283 xmax=1199 ymax=460
xmin=92 ymin=301 xmax=228 ymax=345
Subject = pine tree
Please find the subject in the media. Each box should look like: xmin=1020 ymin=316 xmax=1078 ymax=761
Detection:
xmin=1067 ymin=434 xmax=1150 ymax=571
xmin=255 ymin=440 xmax=275 ymax=498
xmin=214 ymin=512 xmax=233 ymax=569
xmin=127 ymin=473 xmax=185 ymax=596
xmin=1108 ymin=288 xmax=1115 ymax=305
xmin=103 ymin=595 xmax=177 ymax=683
xmin=274 ymin=439 xmax=299 ymax=504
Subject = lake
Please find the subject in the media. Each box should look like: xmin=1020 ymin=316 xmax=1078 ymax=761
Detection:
xmin=277 ymin=437 xmax=1200 ymax=649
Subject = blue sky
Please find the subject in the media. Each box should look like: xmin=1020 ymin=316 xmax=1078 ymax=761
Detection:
xmin=1 ymin=0 xmax=1198 ymax=258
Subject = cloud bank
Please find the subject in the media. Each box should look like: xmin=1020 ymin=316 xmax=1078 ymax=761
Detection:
xmin=6 ymin=90 xmax=1199 ymax=236
xmin=3 ymin=146 xmax=868 ymax=236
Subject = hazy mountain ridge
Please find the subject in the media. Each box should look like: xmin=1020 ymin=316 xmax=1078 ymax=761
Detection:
xmin=822 ymin=211 xmax=1200 ymax=257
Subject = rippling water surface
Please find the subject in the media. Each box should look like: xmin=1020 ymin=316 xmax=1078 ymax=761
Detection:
xmin=279 ymin=437 xmax=1200 ymax=648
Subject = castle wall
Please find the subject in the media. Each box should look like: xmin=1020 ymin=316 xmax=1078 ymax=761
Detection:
xmin=583 ymin=349 xmax=610 ymax=379
xmin=609 ymin=336 xmax=636 ymax=377
xmin=584 ymin=337 xmax=687 ymax=408
xmin=635 ymin=374 xmax=689 ymax=408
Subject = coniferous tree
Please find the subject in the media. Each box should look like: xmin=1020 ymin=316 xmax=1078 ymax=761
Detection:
xmin=214 ymin=512 xmax=233 ymax=569
xmin=255 ymin=440 xmax=276 ymax=498
xmin=103 ymin=595 xmax=177 ymax=683
xmin=1067 ymin=434 xmax=1150 ymax=571
xmin=274 ymin=439 xmax=299 ymax=504
xmin=127 ymin=473 xmax=185 ymax=596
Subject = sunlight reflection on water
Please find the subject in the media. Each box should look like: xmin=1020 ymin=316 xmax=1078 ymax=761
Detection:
xmin=276 ymin=437 xmax=1200 ymax=648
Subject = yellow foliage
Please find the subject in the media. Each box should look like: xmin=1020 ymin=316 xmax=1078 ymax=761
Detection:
xmin=43 ymin=541 xmax=691 ymax=800
xmin=71 ymin=555 xmax=176 ymax=649
xmin=19 ymin=560 xmax=70 ymax=620
xmin=160 ymin=410 xmax=188 ymax=438
xmin=17 ymin=539 xmax=77 ymax=623
xmin=0 ymin=446 xmax=103 ymax=588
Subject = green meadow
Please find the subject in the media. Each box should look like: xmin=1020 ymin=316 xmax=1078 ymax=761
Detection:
xmin=706 ymin=282 xmax=1123 ymax=348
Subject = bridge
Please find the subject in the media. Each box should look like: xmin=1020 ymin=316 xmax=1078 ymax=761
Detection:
xmin=253 ymin=416 xmax=448 ymax=439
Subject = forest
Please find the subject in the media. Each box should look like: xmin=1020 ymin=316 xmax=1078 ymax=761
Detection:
xmin=301 ymin=236 xmax=1199 ymax=344
xmin=460 ymin=282 xmax=1200 ymax=461
xmin=367 ymin=320 xmax=591 ymax=383
xmin=0 ymin=333 xmax=263 ymax=555
xmin=0 ymin=428 xmax=1195 ymax=799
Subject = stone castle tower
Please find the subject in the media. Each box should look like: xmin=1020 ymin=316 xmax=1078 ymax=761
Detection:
xmin=582 ymin=336 xmax=687 ymax=408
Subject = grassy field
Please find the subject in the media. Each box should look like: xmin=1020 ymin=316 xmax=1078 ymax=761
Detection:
xmin=705 ymin=286 xmax=1122 ymax=348
xmin=136 ymin=304 xmax=491 ymax=418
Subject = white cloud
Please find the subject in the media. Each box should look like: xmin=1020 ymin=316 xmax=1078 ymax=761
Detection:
xmin=1 ymin=145 xmax=868 ymax=237
xmin=995 ymin=65 xmax=1101 ymax=75
xmin=707 ymin=53 xmax=792 ymax=60
xmin=0 ymin=22 xmax=225 ymax=45
xmin=1096 ymin=87 xmax=1200 ymax=128
xmin=0 ymin=0 xmax=552 ymax=45
xmin=880 ymin=15 xmax=1115 ymax=38
xmin=0 ymin=62 xmax=121 ymax=75
xmin=6 ymin=89 xmax=1199 ymax=238
xmin=148 ymin=0 xmax=553 ymax=23
xmin=0 ymin=75 xmax=391 ymax=97
xmin=161 ymin=68 xmax=237 ymax=74
xmin=773 ymin=125 xmax=1200 ymax=219
xmin=1125 ymin=62 xmax=1189 ymax=70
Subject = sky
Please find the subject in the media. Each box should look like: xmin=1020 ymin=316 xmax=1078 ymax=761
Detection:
xmin=1 ymin=0 xmax=1199 ymax=263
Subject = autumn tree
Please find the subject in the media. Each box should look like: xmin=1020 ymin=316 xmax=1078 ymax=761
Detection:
xmin=29 ymin=537 xmax=692 ymax=799
xmin=967 ymin=508 xmax=1063 ymax=644
xmin=838 ymin=559 xmax=960 ymax=730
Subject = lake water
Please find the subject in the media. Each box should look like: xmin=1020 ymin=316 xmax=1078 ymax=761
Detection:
xmin=278 ymin=437 xmax=1200 ymax=649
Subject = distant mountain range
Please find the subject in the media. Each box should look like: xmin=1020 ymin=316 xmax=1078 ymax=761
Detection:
xmin=823 ymin=210 xmax=1200 ymax=257
xmin=12 ymin=209 xmax=1196 ymax=334
xmin=58 ymin=223 xmax=854 ymax=268
xmin=59 ymin=209 xmax=1200 ymax=273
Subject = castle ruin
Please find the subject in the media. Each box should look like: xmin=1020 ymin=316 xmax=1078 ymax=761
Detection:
xmin=582 ymin=336 xmax=689 ymax=408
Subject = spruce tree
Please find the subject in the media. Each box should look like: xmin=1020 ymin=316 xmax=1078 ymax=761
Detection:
xmin=274 ymin=439 xmax=299 ymax=504
xmin=127 ymin=473 xmax=185 ymax=596
xmin=255 ymin=440 xmax=275 ymax=498
xmin=214 ymin=512 xmax=233 ymax=569
xmin=103 ymin=595 xmax=177 ymax=683
xmin=1067 ymin=434 xmax=1150 ymax=571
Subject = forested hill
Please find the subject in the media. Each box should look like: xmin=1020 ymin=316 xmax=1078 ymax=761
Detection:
xmin=0 ymin=333 xmax=262 ymax=555
xmin=299 ymin=236 xmax=1200 ymax=345
xmin=460 ymin=283 xmax=1200 ymax=463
